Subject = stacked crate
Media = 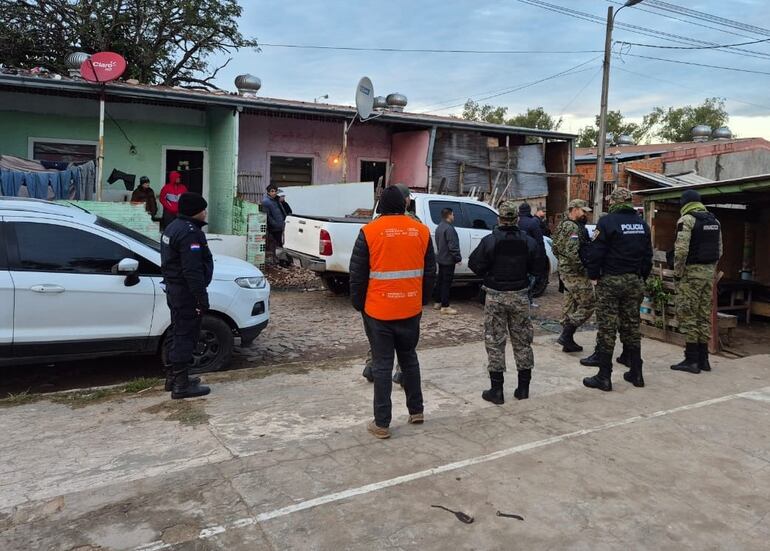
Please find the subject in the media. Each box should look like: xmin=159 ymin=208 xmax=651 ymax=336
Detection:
xmin=232 ymin=198 xmax=266 ymax=268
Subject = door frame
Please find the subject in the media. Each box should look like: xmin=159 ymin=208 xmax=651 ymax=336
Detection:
xmin=161 ymin=145 xmax=209 ymax=201
xmin=358 ymin=158 xmax=390 ymax=186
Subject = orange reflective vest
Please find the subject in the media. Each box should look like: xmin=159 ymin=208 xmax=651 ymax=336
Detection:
xmin=362 ymin=214 xmax=430 ymax=321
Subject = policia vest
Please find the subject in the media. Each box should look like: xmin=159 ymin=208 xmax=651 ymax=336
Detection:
xmin=682 ymin=211 xmax=721 ymax=265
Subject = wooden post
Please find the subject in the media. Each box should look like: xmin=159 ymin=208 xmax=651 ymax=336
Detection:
xmin=709 ymin=271 xmax=724 ymax=353
xmin=459 ymin=162 xmax=465 ymax=195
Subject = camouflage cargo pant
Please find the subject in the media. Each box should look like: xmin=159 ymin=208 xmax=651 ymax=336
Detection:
xmin=595 ymin=273 xmax=644 ymax=355
xmin=484 ymin=287 xmax=534 ymax=372
xmin=561 ymin=274 xmax=595 ymax=327
xmin=677 ymin=264 xmax=716 ymax=344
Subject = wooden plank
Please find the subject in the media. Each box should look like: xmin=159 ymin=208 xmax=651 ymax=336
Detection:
xmin=642 ymin=324 xmax=687 ymax=346
xmin=750 ymin=301 xmax=770 ymax=317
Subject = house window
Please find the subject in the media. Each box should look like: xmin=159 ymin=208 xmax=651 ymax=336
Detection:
xmin=270 ymin=156 xmax=313 ymax=187
xmin=31 ymin=140 xmax=97 ymax=164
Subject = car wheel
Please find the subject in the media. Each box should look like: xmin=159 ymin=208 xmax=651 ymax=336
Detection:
xmin=322 ymin=274 xmax=350 ymax=295
xmin=190 ymin=315 xmax=234 ymax=374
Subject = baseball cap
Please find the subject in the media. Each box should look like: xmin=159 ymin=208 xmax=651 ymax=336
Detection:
xmin=607 ymin=187 xmax=633 ymax=204
xmin=498 ymin=200 xmax=520 ymax=221
xmin=568 ymin=198 xmax=592 ymax=212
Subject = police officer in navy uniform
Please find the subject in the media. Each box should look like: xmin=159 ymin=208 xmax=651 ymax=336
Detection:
xmin=161 ymin=192 xmax=213 ymax=399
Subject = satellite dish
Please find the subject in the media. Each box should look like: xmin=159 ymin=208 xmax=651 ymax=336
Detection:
xmin=80 ymin=52 xmax=127 ymax=83
xmin=355 ymin=76 xmax=374 ymax=120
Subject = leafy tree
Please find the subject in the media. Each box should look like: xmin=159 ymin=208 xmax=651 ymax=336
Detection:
xmin=645 ymin=97 xmax=730 ymax=143
xmin=462 ymin=100 xmax=561 ymax=130
xmin=577 ymin=110 xmax=650 ymax=148
xmin=0 ymin=0 xmax=257 ymax=89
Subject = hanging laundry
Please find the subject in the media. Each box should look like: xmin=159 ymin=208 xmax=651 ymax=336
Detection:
xmin=0 ymin=170 xmax=26 ymax=197
xmin=25 ymin=172 xmax=52 ymax=199
xmin=52 ymin=169 xmax=72 ymax=199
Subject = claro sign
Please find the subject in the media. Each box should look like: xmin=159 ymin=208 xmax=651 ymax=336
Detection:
xmin=80 ymin=52 xmax=127 ymax=83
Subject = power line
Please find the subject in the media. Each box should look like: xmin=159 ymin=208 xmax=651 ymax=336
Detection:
xmin=613 ymin=65 xmax=770 ymax=113
xmin=644 ymin=1 xmax=770 ymax=38
xmin=258 ymin=43 xmax=603 ymax=55
xmin=559 ymin=65 xmax=603 ymax=117
xmin=620 ymin=53 xmax=770 ymax=77
xmin=617 ymin=37 xmax=770 ymax=50
xmin=423 ymin=56 xmax=602 ymax=113
xmin=516 ymin=0 xmax=770 ymax=61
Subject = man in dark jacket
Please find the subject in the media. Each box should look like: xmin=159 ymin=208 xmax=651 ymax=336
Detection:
xmin=433 ymin=207 xmax=462 ymax=315
xmin=161 ymin=193 xmax=213 ymax=399
xmin=517 ymin=202 xmax=547 ymax=301
xmin=469 ymin=201 xmax=545 ymax=404
xmin=581 ymin=188 xmax=652 ymax=392
xmin=536 ymin=208 xmax=551 ymax=237
xmin=131 ymin=176 xmax=158 ymax=218
xmin=262 ymin=184 xmax=287 ymax=262
xmin=350 ymin=186 xmax=436 ymax=439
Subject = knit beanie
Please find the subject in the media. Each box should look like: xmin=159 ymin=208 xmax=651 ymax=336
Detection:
xmin=377 ymin=186 xmax=406 ymax=214
xmin=680 ymin=189 xmax=701 ymax=206
xmin=178 ymin=192 xmax=208 ymax=217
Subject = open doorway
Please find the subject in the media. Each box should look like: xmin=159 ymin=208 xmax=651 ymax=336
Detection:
xmin=164 ymin=149 xmax=205 ymax=195
xmin=360 ymin=159 xmax=388 ymax=191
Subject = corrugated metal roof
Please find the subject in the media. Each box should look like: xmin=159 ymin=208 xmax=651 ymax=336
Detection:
xmin=635 ymin=173 xmax=770 ymax=198
xmin=575 ymin=151 xmax=667 ymax=163
xmin=626 ymin=168 xmax=713 ymax=188
xmin=0 ymin=73 xmax=577 ymax=140
xmin=576 ymin=138 xmax=769 ymax=158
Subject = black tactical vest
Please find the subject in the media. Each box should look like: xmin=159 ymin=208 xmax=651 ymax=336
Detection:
xmin=684 ymin=211 xmax=721 ymax=264
xmin=489 ymin=230 xmax=529 ymax=290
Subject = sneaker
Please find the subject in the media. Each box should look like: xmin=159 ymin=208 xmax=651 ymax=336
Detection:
xmin=408 ymin=413 xmax=424 ymax=424
xmin=367 ymin=420 xmax=391 ymax=439
xmin=433 ymin=303 xmax=442 ymax=311
xmin=440 ymin=307 xmax=458 ymax=315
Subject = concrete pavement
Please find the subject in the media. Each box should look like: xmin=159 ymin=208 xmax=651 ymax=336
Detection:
xmin=1 ymin=333 xmax=768 ymax=550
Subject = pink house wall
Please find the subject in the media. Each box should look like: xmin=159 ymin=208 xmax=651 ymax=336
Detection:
xmin=238 ymin=114 xmax=392 ymax=184
xmin=390 ymin=130 xmax=430 ymax=189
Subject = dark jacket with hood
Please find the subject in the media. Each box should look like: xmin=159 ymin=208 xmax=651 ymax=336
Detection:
xmin=468 ymin=224 xmax=545 ymax=292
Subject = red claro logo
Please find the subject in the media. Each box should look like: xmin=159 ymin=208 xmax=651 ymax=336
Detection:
xmin=80 ymin=52 xmax=127 ymax=83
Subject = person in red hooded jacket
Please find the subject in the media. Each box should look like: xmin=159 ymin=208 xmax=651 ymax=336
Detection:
xmin=159 ymin=171 xmax=188 ymax=230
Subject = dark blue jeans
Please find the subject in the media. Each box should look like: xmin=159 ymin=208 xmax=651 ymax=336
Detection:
xmin=364 ymin=313 xmax=424 ymax=428
xmin=432 ymin=264 xmax=456 ymax=307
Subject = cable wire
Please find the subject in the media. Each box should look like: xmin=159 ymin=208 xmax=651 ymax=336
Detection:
xmin=620 ymin=53 xmax=770 ymax=77
xmin=258 ymin=43 xmax=603 ymax=55
xmin=644 ymin=0 xmax=770 ymax=37
xmin=559 ymin=65 xmax=603 ymax=117
xmin=617 ymin=37 xmax=770 ymax=50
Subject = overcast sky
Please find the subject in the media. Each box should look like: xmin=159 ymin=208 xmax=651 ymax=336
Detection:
xmin=212 ymin=0 xmax=770 ymax=141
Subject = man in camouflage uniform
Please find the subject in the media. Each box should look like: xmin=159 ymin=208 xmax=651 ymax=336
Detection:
xmin=469 ymin=202 xmax=545 ymax=404
xmin=670 ymin=190 xmax=722 ymax=374
xmin=362 ymin=184 xmax=421 ymax=385
xmin=582 ymin=188 xmax=652 ymax=391
xmin=553 ymin=199 xmax=594 ymax=353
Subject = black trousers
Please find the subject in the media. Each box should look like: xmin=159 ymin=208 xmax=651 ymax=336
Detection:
xmin=432 ymin=264 xmax=456 ymax=307
xmin=166 ymin=284 xmax=202 ymax=366
xmin=364 ymin=313 xmax=424 ymax=427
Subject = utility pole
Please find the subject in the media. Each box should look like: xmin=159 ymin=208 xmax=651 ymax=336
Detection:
xmin=593 ymin=0 xmax=645 ymax=217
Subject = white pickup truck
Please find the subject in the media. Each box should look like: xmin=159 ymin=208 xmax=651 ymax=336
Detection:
xmin=279 ymin=192 xmax=558 ymax=296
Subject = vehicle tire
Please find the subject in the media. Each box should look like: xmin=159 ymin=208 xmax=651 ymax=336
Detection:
xmin=322 ymin=274 xmax=350 ymax=295
xmin=160 ymin=315 xmax=234 ymax=375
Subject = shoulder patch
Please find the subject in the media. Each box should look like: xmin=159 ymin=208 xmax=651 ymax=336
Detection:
xmin=591 ymin=229 xmax=600 ymax=241
xmin=162 ymin=235 xmax=170 ymax=244
xmin=190 ymin=243 xmax=201 ymax=250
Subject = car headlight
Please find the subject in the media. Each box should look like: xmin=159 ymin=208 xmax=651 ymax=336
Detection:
xmin=235 ymin=276 xmax=267 ymax=289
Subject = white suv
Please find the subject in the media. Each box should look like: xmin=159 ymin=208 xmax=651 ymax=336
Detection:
xmin=0 ymin=198 xmax=270 ymax=372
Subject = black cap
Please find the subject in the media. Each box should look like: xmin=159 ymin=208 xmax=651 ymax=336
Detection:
xmin=680 ymin=189 xmax=701 ymax=206
xmin=518 ymin=202 xmax=532 ymax=215
xmin=178 ymin=192 xmax=208 ymax=217
xmin=377 ymin=186 xmax=406 ymax=215
xmin=139 ymin=176 xmax=150 ymax=184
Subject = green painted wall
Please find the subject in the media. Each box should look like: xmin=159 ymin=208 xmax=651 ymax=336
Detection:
xmin=0 ymin=110 xmax=207 ymax=197
xmin=206 ymin=107 xmax=237 ymax=234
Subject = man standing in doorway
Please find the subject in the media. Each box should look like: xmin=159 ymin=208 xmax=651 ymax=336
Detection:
xmin=161 ymin=192 xmax=212 ymax=399
xmin=582 ymin=188 xmax=652 ymax=392
xmin=350 ymin=186 xmax=436 ymax=439
xmin=469 ymin=201 xmax=545 ymax=404
xmin=670 ymin=190 xmax=722 ymax=374
xmin=159 ymin=171 xmax=188 ymax=230
xmin=433 ymin=207 xmax=462 ymax=315
xmin=553 ymin=199 xmax=594 ymax=353
xmin=262 ymin=184 xmax=287 ymax=263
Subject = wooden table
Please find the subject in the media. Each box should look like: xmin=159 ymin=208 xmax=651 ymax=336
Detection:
xmin=718 ymin=280 xmax=763 ymax=324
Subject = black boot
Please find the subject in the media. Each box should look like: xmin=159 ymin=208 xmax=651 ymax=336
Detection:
xmin=362 ymin=363 xmax=374 ymax=383
xmin=698 ymin=343 xmax=711 ymax=372
xmin=514 ymin=369 xmax=532 ymax=400
xmin=170 ymin=364 xmax=211 ymax=399
xmin=583 ymin=353 xmax=613 ymax=391
xmin=670 ymin=343 xmax=700 ymax=374
xmin=482 ymin=372 xmax=504 ymax=405
xmin=557 ymin=324 xmax=583 ymax=353
xmin=616 ymin=345 xmax=632 ymax=368
xmin=164 ymin=371 xmax=201 ymax=392
xmin=580 ymin=350 xmax=600 ymax=367
xmin=622 ymin=347 xmax=645 ymax=388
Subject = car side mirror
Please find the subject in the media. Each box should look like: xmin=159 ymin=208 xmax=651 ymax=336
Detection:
xmin=116 ymin=258 xmax=140 ymax=287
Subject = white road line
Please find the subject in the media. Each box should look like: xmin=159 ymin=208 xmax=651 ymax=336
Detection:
xmin=134 ymin=387 xmax=768 ymax=551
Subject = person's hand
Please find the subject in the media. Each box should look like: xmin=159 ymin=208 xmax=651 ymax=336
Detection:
xmin=591 ymin=279 xmax=598 ymax=287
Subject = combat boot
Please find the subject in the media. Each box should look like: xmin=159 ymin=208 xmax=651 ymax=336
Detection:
xmin=616 ymin=345 xmax=632 ymax=368
xmin=583 ymin=353 xmax=613 ymax=391
xmin=170 ymin=364 xmax=211 ymax=399
xmin=164 ymin=370 xmax=201 ymax=392
xmin=514 ymin=369 xmax=532 ymax=400
xmin=580 ymin=350 xmax=600 ymax=367
xmin=557 ymin=324 xmax=583 ymax=353
xmin=622 ymin=347 xmax=645 ymax=388
xmin=670 ymin=343 xmax=700 ymax=374
xmin=482 ymin=372 xmax=504 ymax=405
xmin=698 ymin=343 xmax=712 ymax=372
